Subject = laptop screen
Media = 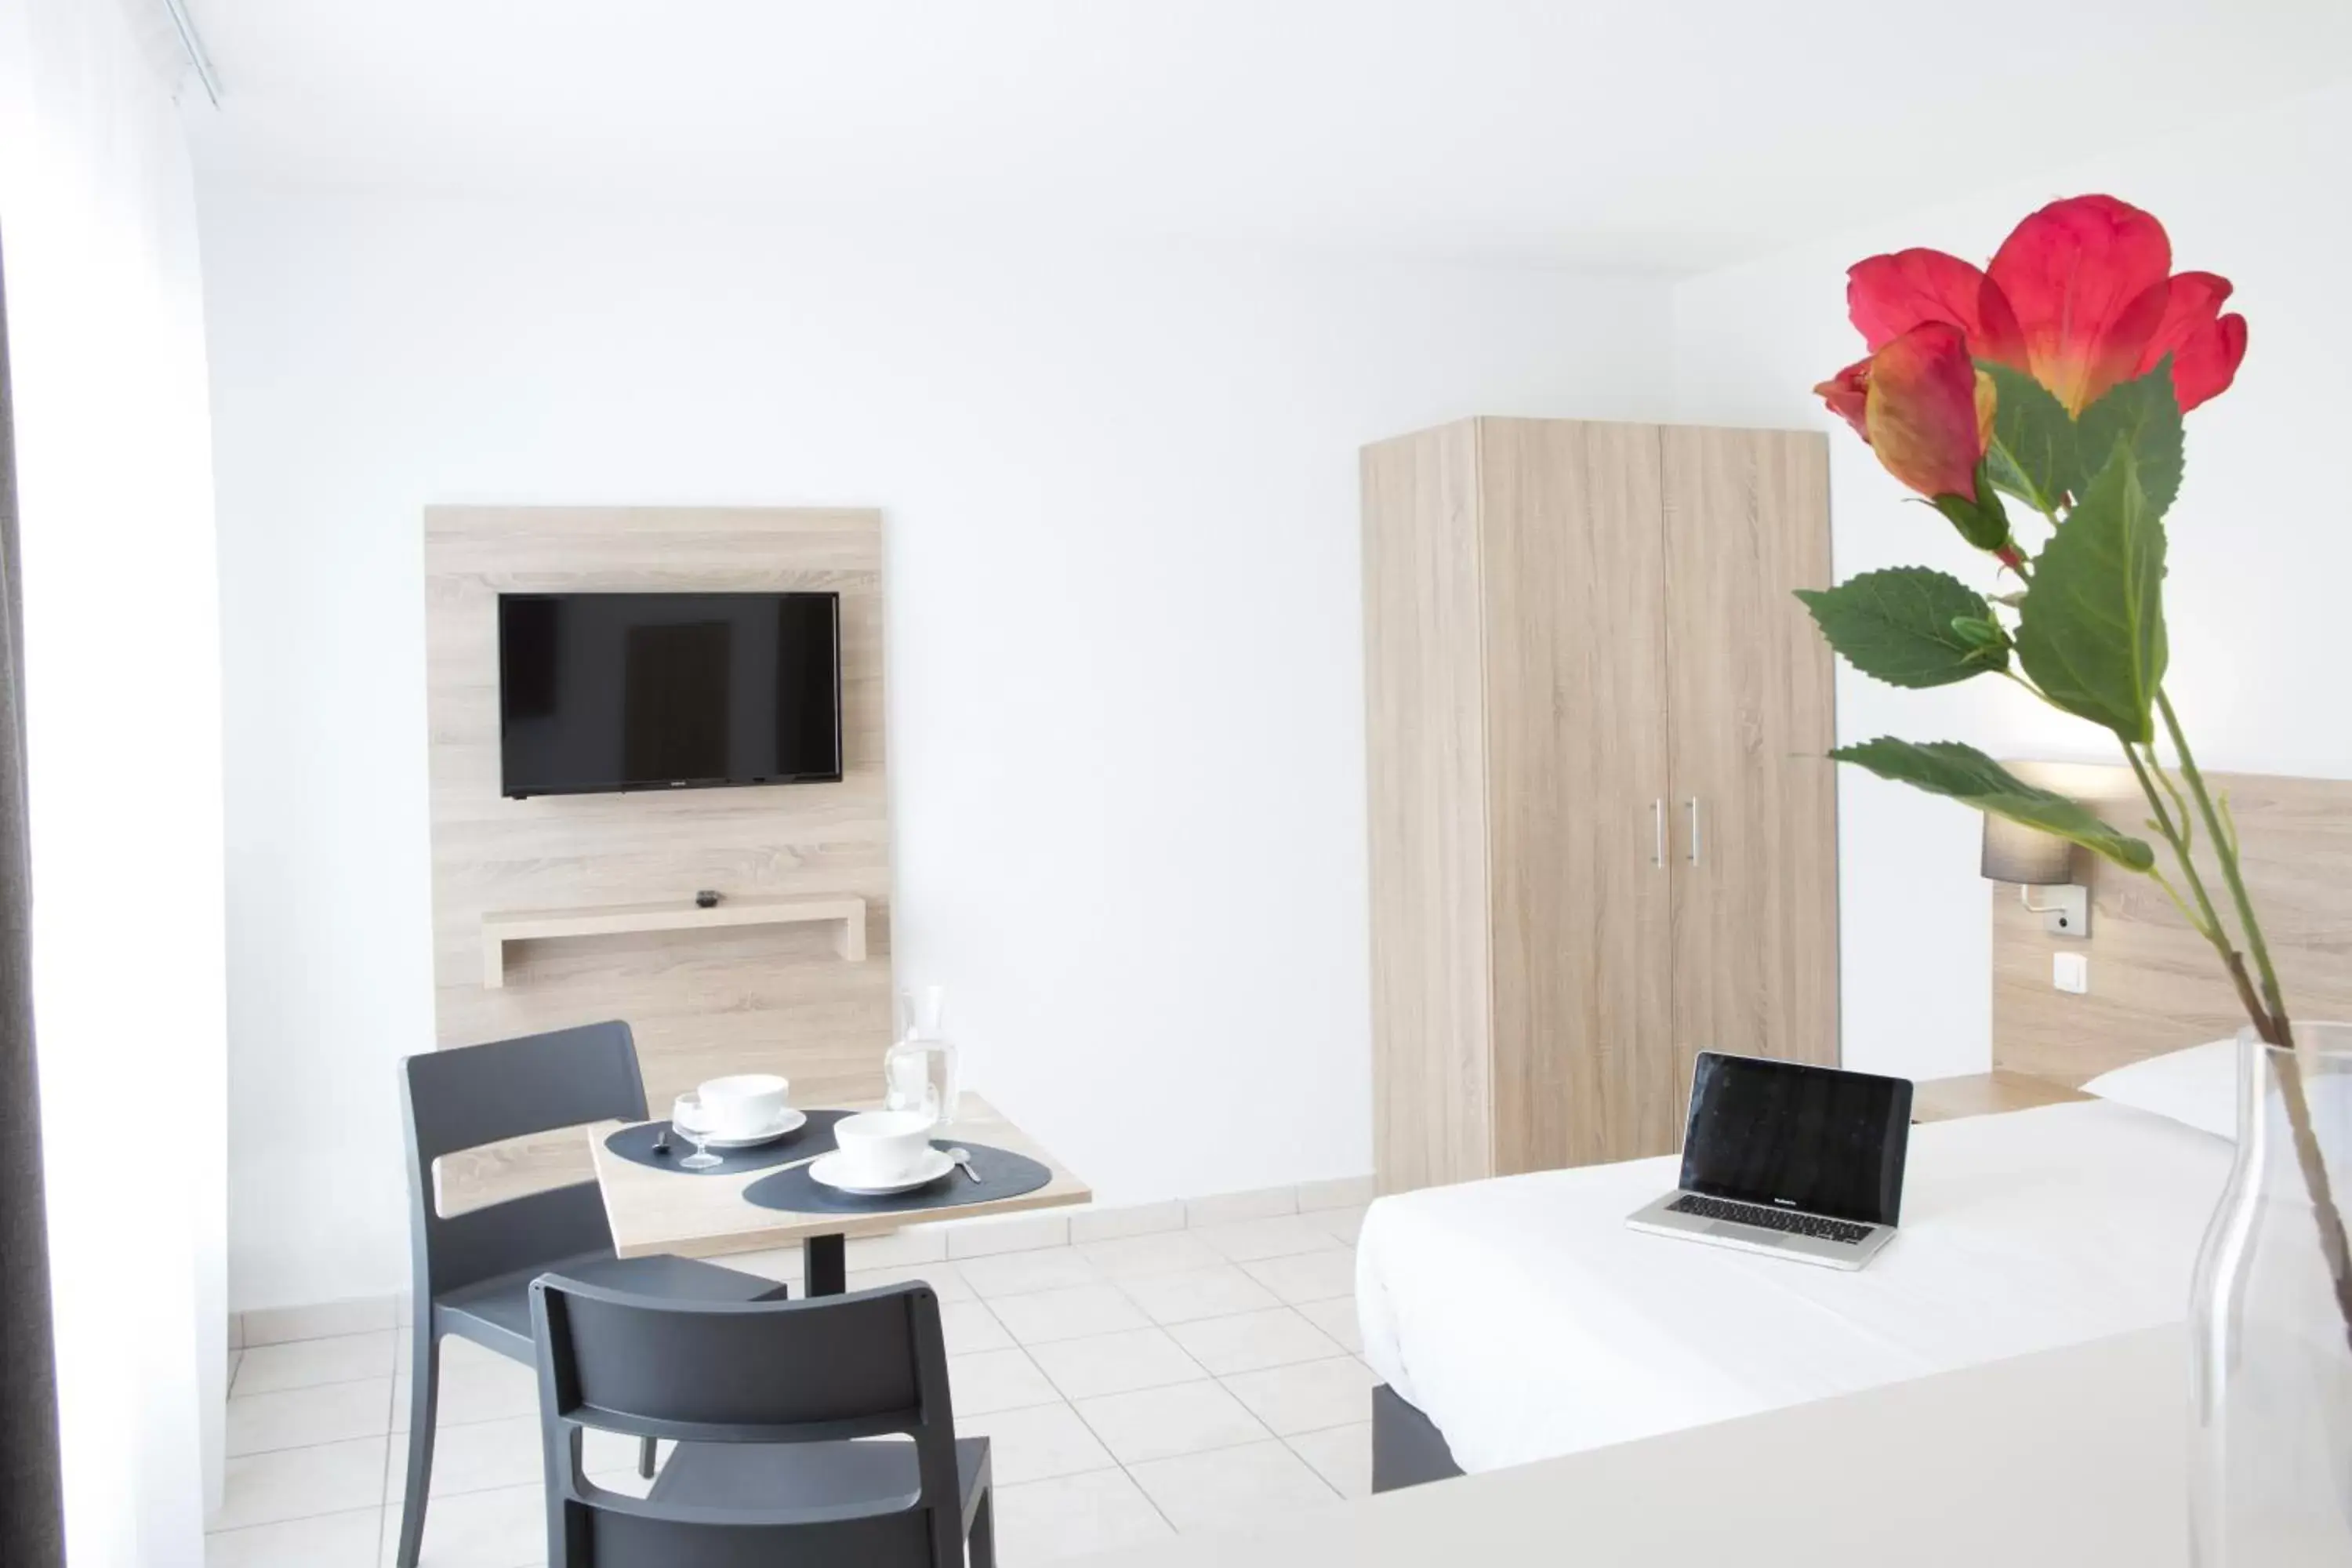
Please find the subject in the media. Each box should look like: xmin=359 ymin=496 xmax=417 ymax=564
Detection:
xmin=1679 ymin=1054 xmax=1914 ymax=1225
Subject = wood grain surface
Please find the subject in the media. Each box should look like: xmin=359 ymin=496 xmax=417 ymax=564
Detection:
xmin=1992 ymin=760 xmax=2352 ymax=1086
xmin=590 ymin=1093 xmax=1090 ymax=1258
xmin=424 ymin=506 xmax=893 ymax=1212
xmin=1662 ymin=426 xmax=1839 ymax=1091
xmin=1361 ymin=419 xmax=1838 ymax=1192
xmin=1361 ymin=423 xmax=1496 ymax=1192
xmin=1477 ymin=419 xmax=1676 ymax=1170
xmin=1910 ymin=1070 xmax=2092 ymax=1123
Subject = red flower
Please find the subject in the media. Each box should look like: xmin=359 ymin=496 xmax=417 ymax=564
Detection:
xmin=2137 ymin=271 xmax=2250 ymax=414
xmin=1846 ymin=249 xmax=2028 ymax=374
xmin=1843 ymin=195 xmax=2246 ymax=416
xmin=1817 ymin=358 xmax=1870 ymax=443
xmin=1986 ymin=196 xmax=2173 ymax=414
xmin=1815 ymin=322 xmax=1993 ymax=503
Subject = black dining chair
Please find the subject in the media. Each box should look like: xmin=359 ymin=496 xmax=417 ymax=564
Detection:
xmin=397 ymin=1021 xmax=788 ymax=1568
xmin=529 ymin=1273 xmax=994 ymax=1567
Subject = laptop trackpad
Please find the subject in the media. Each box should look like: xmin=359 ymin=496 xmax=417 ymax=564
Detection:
xmin=1712 ymin=1221 xmax=1782 ymax=1245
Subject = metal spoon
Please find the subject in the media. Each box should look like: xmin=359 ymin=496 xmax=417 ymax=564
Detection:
xmin=947 ymin=1147 xmax=981 ymax=1184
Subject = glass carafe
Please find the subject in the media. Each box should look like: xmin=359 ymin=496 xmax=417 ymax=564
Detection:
xmin=2191 ymin=1024 xmax=2352 ymax=1565
xmin=883 ymin=985 xmax=962 ymax=1129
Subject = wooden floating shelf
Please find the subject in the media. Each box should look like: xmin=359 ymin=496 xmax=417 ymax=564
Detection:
xmin=481 ymin=894 xmax=868 ymax=989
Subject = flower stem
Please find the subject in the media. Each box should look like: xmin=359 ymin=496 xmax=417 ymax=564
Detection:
xmin=2122 ymin=744 xmax=2227 ymax=950
xmin=2120 ymin=742 xmax=2278 ymax=1054
xmin=2144 ymin=691 xmax=2352 ymax=1348
xmin=2143 ymin=866 xmax=2215 ymax=946
xmin=2156 ymin=690 xmax=2290 ymax=1034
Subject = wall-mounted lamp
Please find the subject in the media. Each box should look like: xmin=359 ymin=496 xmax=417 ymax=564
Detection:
xmin=1981 ymin=815 xmax=2089 ymax=937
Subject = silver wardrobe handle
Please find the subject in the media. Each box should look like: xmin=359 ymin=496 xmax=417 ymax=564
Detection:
xmin=1652 ymin=799 xmax=1665 ymax=868
xmin=1687 ymin=797 xmax=1702 ymax=866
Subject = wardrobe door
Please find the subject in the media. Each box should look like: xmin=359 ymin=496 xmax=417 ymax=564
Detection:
xmin=1662 ymin=427 xmax=1838 ymax=1098
xmin=1363 ymin=422 xmax=1496 ymax=1194
xmin=1477 ymin=419 xmax=1675 ymax=1171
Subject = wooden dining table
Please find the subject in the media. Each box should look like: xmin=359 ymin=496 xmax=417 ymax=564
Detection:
xmin=586 ymin=1092 xmax=1091 ymax=1295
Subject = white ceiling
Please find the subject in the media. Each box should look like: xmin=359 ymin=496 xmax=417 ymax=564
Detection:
xmin=183 ymin=0 xmax=2352 ymax=274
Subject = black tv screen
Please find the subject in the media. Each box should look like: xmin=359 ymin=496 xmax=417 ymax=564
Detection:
xmin=497 ymin=592 xmax=843 ymax=798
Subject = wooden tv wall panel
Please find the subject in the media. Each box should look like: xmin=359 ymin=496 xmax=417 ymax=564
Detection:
xmin=424 ymin=506 xmax=891 ymax=1210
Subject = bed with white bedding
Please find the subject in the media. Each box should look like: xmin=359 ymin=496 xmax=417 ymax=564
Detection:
xmin=1357 ymin=1098 xmax=2232 ymax=1475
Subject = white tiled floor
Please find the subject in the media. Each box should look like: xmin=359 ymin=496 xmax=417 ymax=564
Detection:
xmin=208 ymin=1201 xmax=1374 ymax=1566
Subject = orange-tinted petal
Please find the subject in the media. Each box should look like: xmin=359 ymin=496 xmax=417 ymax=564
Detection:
xmin=1988 ymin=194 xmax=2174 ymax=412
xmin=1863 ymin=322 xmax=1985 ymax=502
xmin=1814 ymin=357 xmax=1871 ymax=441
xmin=1970 ymin=278 xmax=2031 ymax=374
xmin=2136 ymin=271 xmax=2249 ymax=411
xmin=1846 ymin=249 xmax=2030 ymax=369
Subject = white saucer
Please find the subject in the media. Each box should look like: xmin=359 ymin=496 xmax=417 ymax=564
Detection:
xmin=808 ymin=1147 xmax=956 ymax=1196
xmin=695 ymin=1106 xmax=808 ymax=1150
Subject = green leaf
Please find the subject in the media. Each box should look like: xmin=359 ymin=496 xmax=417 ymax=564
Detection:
xmin=1981 ymin=362 xmax=2079 ymax=515
xmin=1793 ymin=568 xmax=2007 ymax=688
xmin=2014 ymin=442 xmax=2169 ymax=744
xmin=1830 ymin=737 xmax=2156 ymax=872
xmin=2074 ymin=358 xmax=2184 ymax=518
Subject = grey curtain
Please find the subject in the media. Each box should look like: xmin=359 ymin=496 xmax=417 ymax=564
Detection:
xmin=0 ymin=231 xmax=67 ymax=1565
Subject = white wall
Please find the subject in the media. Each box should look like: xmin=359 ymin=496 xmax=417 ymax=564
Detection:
xmin=205 ymin=73 xmax=2352 ymax=1308
xmin=1671 ymin=78 xmax=2352 ymax=1081
xmin=198 ymin=187 xmax=1674 ymax=1311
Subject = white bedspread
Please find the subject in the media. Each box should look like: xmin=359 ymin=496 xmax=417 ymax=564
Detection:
xmin=1356 ymin=1100 xmax=2230 ymax=1473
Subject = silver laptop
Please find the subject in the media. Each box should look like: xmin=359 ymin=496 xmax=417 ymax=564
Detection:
xmin=1625 ymin=1051 xmax=1912 ymax=1271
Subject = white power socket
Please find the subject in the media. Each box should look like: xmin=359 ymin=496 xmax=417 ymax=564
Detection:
xmin=2053 ymin=952 xmax=2089 ymax=995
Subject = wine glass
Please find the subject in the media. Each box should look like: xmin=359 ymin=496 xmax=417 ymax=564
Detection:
xmin=671 ymin=1092 xmax=722 ymax=1171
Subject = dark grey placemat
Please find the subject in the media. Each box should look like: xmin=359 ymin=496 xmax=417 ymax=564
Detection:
xmin=604 ymin=1108 xmax=848 ymax=1176
xmin=742 ymin=1140 xmax=1051 ymax=1215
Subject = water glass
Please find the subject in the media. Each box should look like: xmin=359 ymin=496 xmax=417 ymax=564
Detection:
xmin=671 ymin=1092 xmax=723 ymax=1171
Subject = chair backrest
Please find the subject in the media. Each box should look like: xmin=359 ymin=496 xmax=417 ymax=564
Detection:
xmin=531 ymin=1276 xmax=965 ymax=1567
xmin=400 ymin=1022 xmax=649 ymax=1300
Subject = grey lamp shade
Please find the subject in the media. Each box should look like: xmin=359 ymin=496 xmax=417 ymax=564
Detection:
xmin=1981 ymin=815 xmax=2075 ymax=885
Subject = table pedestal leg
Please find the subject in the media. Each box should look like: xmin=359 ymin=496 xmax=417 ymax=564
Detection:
xmin=804 ymin=1232 xmax=846 ymax=1296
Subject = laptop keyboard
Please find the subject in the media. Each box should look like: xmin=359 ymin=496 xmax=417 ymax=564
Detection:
xmin=1667 ymin=1193 xmax=1874 ymax=1246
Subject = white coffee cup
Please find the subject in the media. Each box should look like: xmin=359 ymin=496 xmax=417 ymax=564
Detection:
xmin=832 ymin=1109 xmax=937 ymax=1182
xmin=696 ymin=1073 xmax=790 ymax=1140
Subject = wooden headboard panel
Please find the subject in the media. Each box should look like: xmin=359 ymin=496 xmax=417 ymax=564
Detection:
xmin=1994 ymin=762 xmax=2352 ymax=1087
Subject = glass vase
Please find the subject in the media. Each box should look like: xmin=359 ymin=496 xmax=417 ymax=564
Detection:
xmin=882 ymin=985 xmax=961 ymax=1130
xmin=2190 ymin=1024 xmax=2352 ymax=1566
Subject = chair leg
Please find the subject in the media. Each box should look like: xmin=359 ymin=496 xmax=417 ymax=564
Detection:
xmin=967 ymin=1486 xmax=995 ymax=1568
xmin=637 ymin=1434 xmax=656 ymax=1479
xmin=394 ymin=1323 xmax=439 ymax=1568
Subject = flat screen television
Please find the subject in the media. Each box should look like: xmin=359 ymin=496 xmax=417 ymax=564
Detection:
xmin=497 ymin=591 xmax=843 ymax=799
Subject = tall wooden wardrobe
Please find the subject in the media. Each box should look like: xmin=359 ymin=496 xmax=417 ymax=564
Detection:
xmin=1362 ymin=418 xmax=1838 ymax=1195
